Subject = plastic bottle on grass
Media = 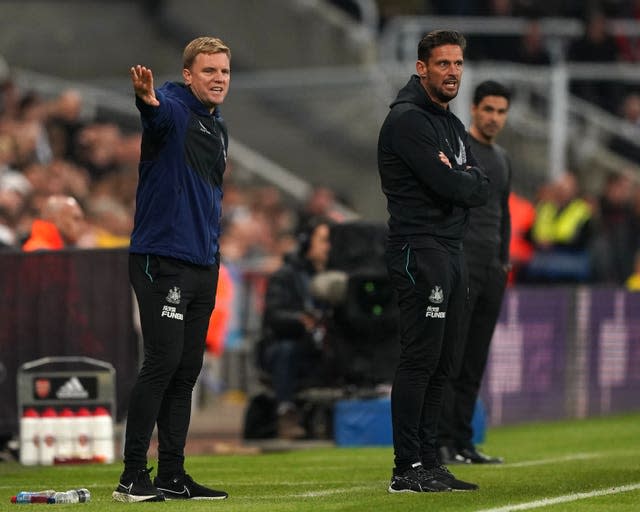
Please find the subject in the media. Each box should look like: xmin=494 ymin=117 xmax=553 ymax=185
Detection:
xmin=11 ymin=490 xmax=55 ymax=503
xmin=47 ymin=489 xmax=91 ymax=504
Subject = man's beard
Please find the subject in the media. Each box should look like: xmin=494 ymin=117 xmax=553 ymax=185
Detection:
xmin=434 ymin=85 xmax=458 ymax=103
xmin=427 ymin=81 xmax=458 ymax=104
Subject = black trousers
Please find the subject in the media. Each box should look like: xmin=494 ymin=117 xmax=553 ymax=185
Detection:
xmin=386 ymin=242 xmax=467 ymax=470
xmin=124 ymin=254 xmax=218 ymax=477
xmin=438 ymin=251 xmax=507 ymax=450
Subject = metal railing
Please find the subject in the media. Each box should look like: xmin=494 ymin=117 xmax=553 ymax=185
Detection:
xmin=447 ymin=61 xmax=640 ymax=182
xmin=378 ymin=15 xmax=640 ymax=64
xmin=375 ymin=15 xmax=640 ymax=182
xmin=13 ymin=53 xmax=640 ymax=207
xmin=11 ymin=68 xmax=359 ymax=218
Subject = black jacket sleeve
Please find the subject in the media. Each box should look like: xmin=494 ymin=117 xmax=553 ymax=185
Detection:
xmin=500 ymin=150 xmax=512 ymax=264
xmin=392 ymin=110 xmax=489 ymax=208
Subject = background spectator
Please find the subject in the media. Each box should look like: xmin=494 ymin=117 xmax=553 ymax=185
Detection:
xmin=567 ymin=10 xmax=622 ymax=112
xmin=258 ymin=217 xmax=333 ymax=439
xmin=608 ymin=92 xmax=640 ymax=164
xmin=591 ymin=170 xmax=636 ymax=283
xmin=297 ymin=185 xmax=346 ymax=232
xmin=508 ymin=191 xmax=536 ymax=283
xmin=513 ymin=18 xmax=552 ymax=65
xmin=525 ymin=172 xmax=594 ymax=282
xmin=613 ymin=0 xmax=640 ymax=61
xmin=22 ymin=194 xmax=86 ymax=251
xmin=625 ymin=250 xmax=640 ymax=291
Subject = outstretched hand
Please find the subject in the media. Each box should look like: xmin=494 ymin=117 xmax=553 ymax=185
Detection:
xmin=130 ymin=65 xmax=159 ymax=107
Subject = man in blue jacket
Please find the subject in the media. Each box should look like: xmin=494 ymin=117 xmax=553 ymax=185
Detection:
xmin=113 ymin=36 xmax=230 ymax=503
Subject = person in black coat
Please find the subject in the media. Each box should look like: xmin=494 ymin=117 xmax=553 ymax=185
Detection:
xmin=378 ymin=30 xmax=488 ymax=493
xmin=260 ymin=217 xmax=332 ymax=438
xmin=438 ymin=80 xmax=512 ymax=465
xmin=567 ymin=11 xmax=621 ymax=111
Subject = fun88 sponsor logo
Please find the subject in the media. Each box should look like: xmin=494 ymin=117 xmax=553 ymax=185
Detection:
xmin=161 ymin=305 xmax=184 ymax=320
xmin=426 ymin=306 xmax=446 ymax=318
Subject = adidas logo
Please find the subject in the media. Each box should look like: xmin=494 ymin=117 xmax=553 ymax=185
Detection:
xmin=56 ymin=377 xmax=89 ymax=399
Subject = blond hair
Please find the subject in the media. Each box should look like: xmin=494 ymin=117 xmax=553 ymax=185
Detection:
xmin=183 ymin=37 xmax=231 ymax=69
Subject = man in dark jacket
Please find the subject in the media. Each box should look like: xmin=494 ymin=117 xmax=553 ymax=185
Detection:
xmin=438 ymin=80 xmax=512 ymax=465
xmin=113 ymin=37 xmax=230 ymax=503
xmin=261 ymin=217 xmax=332 ymax=439
xmin=378 ymin=29 xmax=489 ymax=494
xmin=22 ymin=195 xmax=85 ymax=251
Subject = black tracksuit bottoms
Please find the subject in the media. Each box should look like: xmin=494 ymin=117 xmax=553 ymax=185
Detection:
xmin=439 ymin=250 xmax=507 ymax=450
xmin=124 ymin=253 xmax=218 ymax=477
xmin=386 ymin=242 xmax=467 ymax=471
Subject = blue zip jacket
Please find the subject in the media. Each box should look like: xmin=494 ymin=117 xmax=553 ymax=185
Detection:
xmin=130 ymin=81 xmax=228 ymax=265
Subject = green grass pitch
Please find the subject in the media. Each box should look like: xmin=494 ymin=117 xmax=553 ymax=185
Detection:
xmin=1 ymin=412 xmax=639 ymax=511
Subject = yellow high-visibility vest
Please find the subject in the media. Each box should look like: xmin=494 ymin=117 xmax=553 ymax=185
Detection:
xmin=532 ymin=199 xmax=592 ymax=245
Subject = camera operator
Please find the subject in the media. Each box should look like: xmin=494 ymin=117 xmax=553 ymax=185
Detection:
xmin=259 ymin=217 xmax=332 ymax=439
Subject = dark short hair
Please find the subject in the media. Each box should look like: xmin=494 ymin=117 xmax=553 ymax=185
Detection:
xmin=418 ymin=30 xmax=467 ymax=62
xmin=297 ymin=216 xmax=332 ymax=256
xmin=473 ymin=80 xmax=511 ymax=106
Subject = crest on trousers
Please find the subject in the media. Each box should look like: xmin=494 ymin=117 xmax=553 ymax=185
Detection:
xmin=429 ymin=285 xmax=444 ymax=304
xmin=166 ymin=286 xmax=181 ymax=305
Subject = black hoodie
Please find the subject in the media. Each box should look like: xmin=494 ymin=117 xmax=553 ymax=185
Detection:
xmin=378 ymin=75 xmax=489 ymax=249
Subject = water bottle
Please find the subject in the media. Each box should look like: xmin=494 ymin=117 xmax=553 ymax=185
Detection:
xmin=56 ymin=408 xmax=75 ymax=460
xmin=39 ymin=407 xmax=58 ymax=465
xmin=74 ymin=407 xmax=93 ymax=460
xmin=19 ymin=408 xmax=40 ymax=466
xmin=91 ymin=407 xmax=114 ymax=463
xmin=11 ymin=490 xmax=56 ymax=503
xmin=47 ymin=489 xmax=91 ymax=504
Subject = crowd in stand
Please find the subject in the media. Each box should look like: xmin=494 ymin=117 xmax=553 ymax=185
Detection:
xmin=511 ymin=170 xmax=640 ymax=288
xmin=372 ymin=0 xmax=640 ymax=25
xmin=0 ymin=73 xmax=139 ymax=251
xmin=0 ymin=59 xmax=346 ymax=264
xmin=2 ymin=62 xmax=640 ymax=288
xmin=332 ymin=1 xmax=640 ymax=133
xmin=326 ymin=0 xmax=640 ymax=288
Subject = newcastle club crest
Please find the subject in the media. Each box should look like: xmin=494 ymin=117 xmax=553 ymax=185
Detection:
xmin=429 ymin=285 xmax=444 ymax=304
xmin=166 ymin=286 xmax=181 ymax=305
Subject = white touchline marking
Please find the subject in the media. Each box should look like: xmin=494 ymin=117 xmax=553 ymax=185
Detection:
xmin=475 ymin=482 xmax=640 ymax=512
xmin=488 ymin=448 xmax=640 ymax=468
xmin=293 ymin=485 xmax=375 ymax=498
xmin=495 ymin=452 xmax=602 ymax=468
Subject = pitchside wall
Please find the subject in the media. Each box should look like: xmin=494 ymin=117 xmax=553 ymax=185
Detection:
xmin=483 ymin=287 xmax=640 ymax=426
xmin=1 ymin=250 xmax=639 ymax=440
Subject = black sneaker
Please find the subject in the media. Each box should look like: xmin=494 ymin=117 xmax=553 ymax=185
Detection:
xmin=388 ymin=463 xmax=451 ymax=493
xmin=112 ymin=467 xmax=165 ymax=502
xmin=438 ymin=445 xmax=468 ymax=465
xmin=458 ymin=447 xmax=503 ymax=464
xmin=430 ymin=464 xmax=478 ymax=491
xmin=154 ymin=473 xmax=228 ymax=500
